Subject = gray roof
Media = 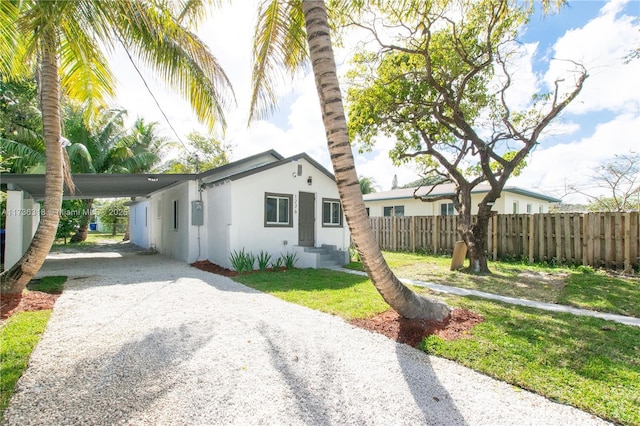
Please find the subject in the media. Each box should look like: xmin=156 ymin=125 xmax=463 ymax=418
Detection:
xmin=363 ymin=183 xmax=561 ymax=203
xmin=0 ymin=150 xmax=335 ymax=201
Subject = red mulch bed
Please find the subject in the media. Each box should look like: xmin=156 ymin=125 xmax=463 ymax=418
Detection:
xmin=351 ymin=308 xmax=484 ymax=347
xmin=1 ymin=291 xmax=59 ymax=320
xmin=191 ymin=259 xmax=484 ymax=346
xmin=191 ymin=260 xmax=238 ymax=277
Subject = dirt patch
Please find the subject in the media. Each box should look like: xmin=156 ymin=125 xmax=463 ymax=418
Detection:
xmin=191 ymin=260 xmax=238 ymax=277
xmin=1 ymin=291 xmax=59 ymax=320
xmin=351 ymin=308 xmax=484 ymax=347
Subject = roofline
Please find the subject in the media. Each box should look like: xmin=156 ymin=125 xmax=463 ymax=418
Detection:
xmin=196 ymin=149 xmax=284 ymax=180
xmin=364 ymin=186 xmax=561 ymax=203
xmin=205 ymin=152 xmax=335 ymax=186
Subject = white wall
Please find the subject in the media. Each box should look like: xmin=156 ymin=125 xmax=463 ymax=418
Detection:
xmin=143 ymin=180 xmax=204 ymax=263
xmin=365 ymin=191 xmax=552 ymax=217
xmin=129 ymin=199 xmax=150 ymax=249
xmin=207 ymin=158 xmax=350 ymax=269
xmin=205 ymin=181 xmax=232 ymax=269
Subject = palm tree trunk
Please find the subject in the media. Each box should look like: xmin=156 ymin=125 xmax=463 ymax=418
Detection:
xmin=70 ymin=199 xmax=93 ymax=243
xmin=301 ymin=1 xmax=450 ymax=320
xmin=1 ymin=29 xmax=64 ymax=297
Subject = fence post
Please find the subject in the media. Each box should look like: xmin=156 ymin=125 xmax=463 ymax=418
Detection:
xmin=411 ymin=216 xmax=416 ymax=253
xmin=492 ymin=214 xmax=498 ymax=261
xmin=433 ymin=216 xmax=439 ymax=254
xmin=392 ymin=216 xmax=397 ymax=251
xmin=528 ymin=215 xmax=535 ymax=263
xmin=624 ymin=212 xmax=632 ymax=273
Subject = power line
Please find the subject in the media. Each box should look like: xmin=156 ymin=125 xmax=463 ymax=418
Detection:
xmin=116 ymin=37 xmax=192 ymax=156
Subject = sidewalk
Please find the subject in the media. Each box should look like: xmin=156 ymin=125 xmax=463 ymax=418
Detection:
xmin=336 ymin=268 xmax=640 ymax=327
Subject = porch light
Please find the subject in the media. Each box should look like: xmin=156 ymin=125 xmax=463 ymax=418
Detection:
xmin=307 ymin=176 xmax=312 ymax=186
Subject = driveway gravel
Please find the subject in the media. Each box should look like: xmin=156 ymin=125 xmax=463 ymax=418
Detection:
xmin=2 ymin=244 xmax=610 ymax=425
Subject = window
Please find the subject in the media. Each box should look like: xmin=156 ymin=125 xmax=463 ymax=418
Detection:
xmin=512 ymin=201 xmax=519 ymax=214
xmin=172 ymin=200 xmax=179 ymax=230
xmin=322 ymin=198 xmax=342 ymax=227
xmin=365 ymin=207 xmax=370 ymax=216
xmin=526 ymin=203 xmax=532 ymax=214
xmin=383 ymin=205 xmax=405 ymax=217
xmin=539 ymin=205 xmax=543 ymax=213
xmin=440 ymin=203 xmax=455 ymax=216
xmin=265 ymin=193 xmax=293 ymax=227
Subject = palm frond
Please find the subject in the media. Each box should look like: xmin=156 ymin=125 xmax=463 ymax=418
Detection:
xmin=0 ymin=138 xmax=45 ymax=173
xmin=249 ymin=0 xmax=308 ymax=122
xmin=112 ymin=1 xmax=235 ymax=131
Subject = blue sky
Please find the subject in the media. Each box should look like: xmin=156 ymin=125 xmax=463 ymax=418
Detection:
xmin=110 ymin=0 xmax=640 ymax=203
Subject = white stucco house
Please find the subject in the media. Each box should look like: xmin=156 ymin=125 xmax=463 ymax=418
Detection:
xmin=127 ymin=150 xmax=350 ymax=269
xmin=364 ymin=183 xmax=560 ymax=217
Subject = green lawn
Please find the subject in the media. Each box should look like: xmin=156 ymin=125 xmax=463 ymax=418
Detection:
xmin=53 ymin=231 xmax=125 ymax=248
xmin=0 ymin=311 xmax=51 ymax=422
xmin=0 ymin=275 xmax=66 ymax=422
xmin=234 ymin=268 xmax=640 ymax=425
xmin=347 ymin=251 xmax=640 ymax=317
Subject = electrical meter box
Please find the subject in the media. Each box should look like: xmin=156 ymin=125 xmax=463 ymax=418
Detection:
xmin=191 ymin=200 xmax=204 ymax=226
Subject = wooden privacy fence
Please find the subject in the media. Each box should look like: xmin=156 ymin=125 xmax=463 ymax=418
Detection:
xmin=368 ymin=212 xmax=640 ymax=271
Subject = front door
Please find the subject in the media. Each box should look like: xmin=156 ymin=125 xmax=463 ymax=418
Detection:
xmin=298 ymin=192 xmax=315 ymax=247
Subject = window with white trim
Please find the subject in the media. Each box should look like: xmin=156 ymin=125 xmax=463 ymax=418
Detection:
xmin=440 ymin=203 xmax=455 ymax=216
xmin=383 ymin=205 xmax=405 ymax=217
xmin=264 ymin=193 xmax=292 ymax=227
xmin=322 ymin=198 xmax=342 ymax=227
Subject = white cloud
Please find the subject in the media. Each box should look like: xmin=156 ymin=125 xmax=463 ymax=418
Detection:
xmin=544 ymin=1 xmax=640 ymax=115
xmin=511 ymin=112 xmax=640 ymax=203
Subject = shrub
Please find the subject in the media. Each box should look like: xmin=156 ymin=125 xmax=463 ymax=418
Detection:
xmin=282 ymin=252 xmax=298 ymax=270
xmin=271 ymin=256 xmax=284 ymax=271
xmin=257 ymin=251 xmax=272 ymax=272
xmin=229 ymin=249 xmax=255 ymax=274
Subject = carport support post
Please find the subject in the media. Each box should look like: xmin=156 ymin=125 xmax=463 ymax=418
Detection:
xmin=4 ymin=190 xmax=25 ymax=271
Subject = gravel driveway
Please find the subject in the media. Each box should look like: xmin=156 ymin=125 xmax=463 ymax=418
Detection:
xmin=3 ymin=244 xmax=610 ymax=425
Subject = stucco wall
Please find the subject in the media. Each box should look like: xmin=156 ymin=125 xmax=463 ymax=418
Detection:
xmin=207 ymin=158 xmax=350 ymax=269
xmin=129 ymin=199 xmax=150 ymax=249
xmin=365 ymin=191 xmax=553 ymax=217
xmin=144 ymin=180 xmax=202 ymax=263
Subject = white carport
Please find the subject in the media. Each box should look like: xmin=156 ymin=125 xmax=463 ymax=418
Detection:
xmin=1 ymin=173 xmax=194 ymax=271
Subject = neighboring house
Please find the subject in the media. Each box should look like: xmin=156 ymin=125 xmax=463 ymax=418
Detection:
xmin=128 ymin=150 xmax=350 ymax=269
xmin=363 ymin=183 xmax=560 ymax=217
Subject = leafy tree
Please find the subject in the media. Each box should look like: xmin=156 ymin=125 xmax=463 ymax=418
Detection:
xmin=579 ymin=152 xmax=640 ymax=212
xmin=359 ymin=176 xmax=379 ymax=194
xmin=55 ymin=200 xmax=85 ymax=244
xmin=162 ymin=131 xmax=231 ymax=173
xmin=95 ymin=199 xmax=129 ymax=236
xmin=347 ymin=0 xmax=587 ymax=273
xmin=1 ymin=0 xmax=234 ymax=297
xmin=250 ymin=0 xmax=450 ymax=320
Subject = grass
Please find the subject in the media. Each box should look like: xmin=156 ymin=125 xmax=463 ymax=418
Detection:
xmin=0 ymin=275 xmax=66 ymax=422
xmin=26 ymin=276 xmax=66 ymax=294
xmin=347 ymin=251 xmax=640 ymax=317
xmin=233 ymin=269 xmax=640 ymax=425
xmin=0 ymin=310 xmax=52 ymax=422
xmin=53 ymin=231 xmax=125 ymax=248
xmin=234 ymin=269 xmax=389 ymax=319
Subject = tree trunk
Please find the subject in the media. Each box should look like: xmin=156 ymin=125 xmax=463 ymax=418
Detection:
xmin=302 ymin=1 xmax=450 ymax=320
xmin=1 ymin=29 xmax=64 ymax=297
xmin=70 ymin=199 xmax=93 ymax=243
xmin=458 ymin=202 xmax=491 ymax=274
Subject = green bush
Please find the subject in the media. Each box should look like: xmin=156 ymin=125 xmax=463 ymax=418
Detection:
xmin=229 ymin=249 xmax=255 ymax=274
xmin=282 ymin=252 xmax=298 ymax=270
xmin=257 ymin=251 xmax=272 ymax=272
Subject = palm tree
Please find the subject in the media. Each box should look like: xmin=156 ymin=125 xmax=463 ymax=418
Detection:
xmin=1 ymin=1 xmax=233 ymax=297
xmin=359 ymin=176 xmax=379 ymax=195
xmin=250 ymin=1 xmax=450 ymax=320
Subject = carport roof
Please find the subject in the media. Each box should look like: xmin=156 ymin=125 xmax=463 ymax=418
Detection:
xmin=1 ymin=173 xmax=196 ymax=200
